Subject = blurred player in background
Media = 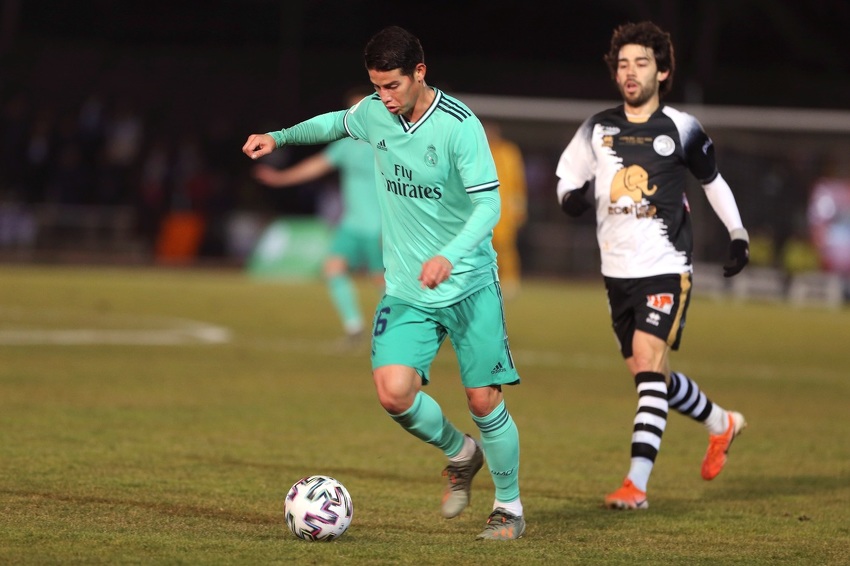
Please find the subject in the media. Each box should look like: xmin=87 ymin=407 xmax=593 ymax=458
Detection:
xmin=555 ymin=21 xmax=749 ymax=510
xmin=483 ymin=120 xmax=528 ymax=299
xmin=252 ymin=87 xmax=383 ymax=345
xmin=243 ymin=26 xmax=525 ymax=539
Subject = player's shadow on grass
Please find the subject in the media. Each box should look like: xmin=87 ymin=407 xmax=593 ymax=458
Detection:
xmin=187 ymin=454 xmax=417 ymax=485
xmin=1 ymin=488 xmax=278 ymax=526
xmin=530 ymin=472 xmax=849 ymax=525
xmin=702 ymin=472 xmax=850 ymax=502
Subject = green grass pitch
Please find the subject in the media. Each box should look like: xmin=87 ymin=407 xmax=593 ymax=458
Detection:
xmin=1 ymin=265 xmax=848 ymax=564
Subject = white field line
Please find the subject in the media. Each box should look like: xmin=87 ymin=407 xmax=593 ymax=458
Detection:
xmin=0 ymin=307 xmax=231 ymax=346
xmin=2 ymin=306 xmax=837 ymax=381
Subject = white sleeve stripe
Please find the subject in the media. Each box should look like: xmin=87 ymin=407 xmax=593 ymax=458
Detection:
xmin=466 ymin=181 xmax=500 ymax=193
xmin=342 ymin=113 xmax=359 ymax=140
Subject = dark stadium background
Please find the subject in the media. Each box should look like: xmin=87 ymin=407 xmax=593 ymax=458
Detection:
xmin=1 ymin=0 xmax=849 ymax=279
xmin=10 ymin=0 xmax=847 ymax=113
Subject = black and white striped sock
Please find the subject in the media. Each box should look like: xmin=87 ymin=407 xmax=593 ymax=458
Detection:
xmin=669 ymin=371 xmax=727 ymax=435
xmin=627 ymin=371 xmax=668 ymax=491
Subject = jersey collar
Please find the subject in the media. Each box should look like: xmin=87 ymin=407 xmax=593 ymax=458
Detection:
xmin=399 ymin=88 xmax=441 ymax=134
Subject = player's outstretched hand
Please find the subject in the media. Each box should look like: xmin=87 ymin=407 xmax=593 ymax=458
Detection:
xmin=242 ymin=133 xmax=276 ymax=160
xmin=723 ymin=239 xmax=749 ymax=277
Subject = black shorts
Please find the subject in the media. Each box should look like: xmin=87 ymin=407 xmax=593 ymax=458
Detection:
xmin=604 ymin=273 xmax=693 ymax=358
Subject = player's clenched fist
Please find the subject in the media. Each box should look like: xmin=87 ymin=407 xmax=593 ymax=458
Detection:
xmin=242 ymin=133 xmax=276 ymax=160
xmin=418 ymin=256 xmax=452 ymax=289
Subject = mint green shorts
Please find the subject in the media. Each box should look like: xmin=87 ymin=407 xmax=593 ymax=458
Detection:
xmin=371 ymin=283 xmax=520 ymax=388
xmin=329 ymin=225 xmax=383 ymax=273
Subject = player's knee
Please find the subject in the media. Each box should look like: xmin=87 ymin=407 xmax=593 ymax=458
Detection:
xmin=373 ymin=366 xmax=420 ymax=414
xmin=466 ymin=385 xmax=502 ymax=417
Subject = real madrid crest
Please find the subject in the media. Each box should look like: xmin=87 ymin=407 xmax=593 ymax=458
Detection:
xmin=425 ymin=145 xmax=438 ymax=167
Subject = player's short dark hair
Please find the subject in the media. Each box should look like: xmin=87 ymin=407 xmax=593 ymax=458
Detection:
xmin=604 ymin=21 xmax=675 ymax=97
xmin=364 ymin=26 xmax=424 ymax=77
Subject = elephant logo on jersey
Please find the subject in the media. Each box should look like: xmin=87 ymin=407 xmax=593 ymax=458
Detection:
xmin=610 ymin=164 xmax=658 ymax=203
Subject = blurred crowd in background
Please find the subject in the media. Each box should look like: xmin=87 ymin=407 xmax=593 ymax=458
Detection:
xmin=0 ymin=87 xmax=257 ymax=259
xmin=1 ymin=1 xmax=849 ymax=298
xmin=1 ymin=75 xmax=846 ymax=281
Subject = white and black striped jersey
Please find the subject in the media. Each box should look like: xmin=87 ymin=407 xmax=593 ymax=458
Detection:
xmin=556 ymin=104 xmax=744 ymax=279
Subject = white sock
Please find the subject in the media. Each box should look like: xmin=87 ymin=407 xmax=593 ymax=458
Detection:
xmin=343 ymin=320 xmax=364 ymax=335
xmin=449 ymin=435 xmax=476 ymax=462
xmin=627 ymin=459 xmax=653 ymax=492
xmin=704 ymin=405 xmax=729 ymax=436
xmin=494 ymin=499 xmax=523 ymax=517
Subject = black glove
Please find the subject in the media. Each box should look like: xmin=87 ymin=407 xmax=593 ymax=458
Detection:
xmin=723 ymin=239 xmax=749 ymax=277
xmin=561 ymin=184 xmax=592 ymax=217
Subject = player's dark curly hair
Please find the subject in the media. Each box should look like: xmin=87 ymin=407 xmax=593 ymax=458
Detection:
xmin=604 ymin=21 xmax=675 ymax=97
xmin=364 ymin=26 xmax=424 ymax=77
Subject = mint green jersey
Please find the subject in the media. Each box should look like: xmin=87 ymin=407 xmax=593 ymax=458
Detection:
xmin=270 ymin=88 xmax=501 ymax=308
xmin=344 ymin=89 xmax=500 ymax=307
xmin=323 ymin=138 xmax=381 ymax=236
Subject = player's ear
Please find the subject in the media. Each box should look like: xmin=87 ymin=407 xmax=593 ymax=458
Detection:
xmin=415 ymin=63 xmax=427 ymax=83
xmin=657 ymin=69 xmax=670 ymax=83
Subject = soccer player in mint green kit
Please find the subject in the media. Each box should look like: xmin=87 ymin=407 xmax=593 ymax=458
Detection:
xmin=243 ymin=26 xmax=525 ymax=540
xmin=252 ymin=88 xmax=383 ymax=345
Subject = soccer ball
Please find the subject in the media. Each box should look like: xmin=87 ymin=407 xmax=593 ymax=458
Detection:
xmin=284 ymin=475 xmax=354 ymax=541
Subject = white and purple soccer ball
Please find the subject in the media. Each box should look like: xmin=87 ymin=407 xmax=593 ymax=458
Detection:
xmin=284 ymin=475 xmax=354 ymax=541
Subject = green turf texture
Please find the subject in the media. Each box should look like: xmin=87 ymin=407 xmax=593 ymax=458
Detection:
xmin=1 ymin=265 xmax=848 ymax=564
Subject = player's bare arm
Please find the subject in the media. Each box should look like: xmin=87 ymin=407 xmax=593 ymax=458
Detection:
xmin=252 ymin=153 xmax=335 ymax=188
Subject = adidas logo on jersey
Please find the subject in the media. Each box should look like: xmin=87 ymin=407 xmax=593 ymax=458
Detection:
xmin=376 ymin=139 xmax=388 ymax=151
xmin=491 ymin=362 xmax=507 ymax=375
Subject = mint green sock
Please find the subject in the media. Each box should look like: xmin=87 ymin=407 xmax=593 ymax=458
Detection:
xmin=472 ymin=400 xmax=520 ymax=502
xmin=390 ymin=391 xmax=465 ymax=457
xmin=327 ymin=274 xmax=362 ymax=332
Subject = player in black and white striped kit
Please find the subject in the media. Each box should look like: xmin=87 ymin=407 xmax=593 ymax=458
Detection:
xmin=555 ymin=21 xmax=749 ymax=510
